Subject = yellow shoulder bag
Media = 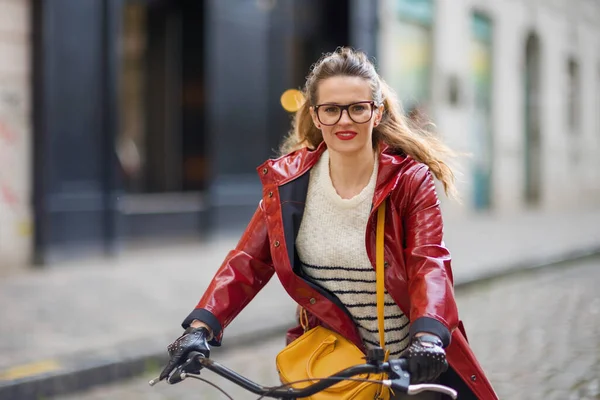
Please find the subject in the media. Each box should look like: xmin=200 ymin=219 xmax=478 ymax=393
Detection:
xmin=276 ymin=202 xmax=390 ymax=400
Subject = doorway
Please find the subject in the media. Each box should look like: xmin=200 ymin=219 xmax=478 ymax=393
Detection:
xmin=118 ymin=0 xmax=208 ymax=238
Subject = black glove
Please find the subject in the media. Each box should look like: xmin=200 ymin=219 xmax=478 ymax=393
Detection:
xmin=402 ymin=334 xmax=448 ymax=384
xmin=159 ymin=326 xmax=211 ymax=382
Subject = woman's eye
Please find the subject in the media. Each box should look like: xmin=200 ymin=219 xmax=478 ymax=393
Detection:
xmin=350 ymin=105 xmax=367 ymax=112
xmin=324 ymin=107 xmax=339 ymax=114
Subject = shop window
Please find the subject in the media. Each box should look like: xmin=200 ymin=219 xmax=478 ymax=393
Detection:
xmin=119 ymin=0 xmax=207 ymax=194
xmin=387 ymin=0 xmax=434 ymax=116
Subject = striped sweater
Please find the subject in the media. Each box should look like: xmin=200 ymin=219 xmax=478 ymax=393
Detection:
xmin=296 ymin=150 xmax=411 ymax=357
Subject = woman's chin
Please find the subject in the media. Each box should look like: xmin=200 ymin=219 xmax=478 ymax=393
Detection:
xmin=327 ymin=141 xmax=371 ymax=157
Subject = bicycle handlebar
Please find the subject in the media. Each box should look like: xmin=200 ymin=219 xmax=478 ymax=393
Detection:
xmin=150 ymin=351 xmax=458 ymax=399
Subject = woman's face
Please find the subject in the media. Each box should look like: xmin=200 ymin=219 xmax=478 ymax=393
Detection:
xmin=310 ymin=76 xmax=382 ymax=157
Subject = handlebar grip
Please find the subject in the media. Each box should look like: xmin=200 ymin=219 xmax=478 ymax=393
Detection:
xmin=187 ymin=351 xmax=205 ymax=361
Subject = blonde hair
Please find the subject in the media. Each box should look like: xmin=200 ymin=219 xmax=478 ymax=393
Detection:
xmin=280 ymin=47 xmax=458 ymax=199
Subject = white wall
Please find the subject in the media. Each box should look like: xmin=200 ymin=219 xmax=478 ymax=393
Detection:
xmin=578 ymin=18 xmax=600 ymax=204
xmin=0 ymin=0 xmax=32 ymax=274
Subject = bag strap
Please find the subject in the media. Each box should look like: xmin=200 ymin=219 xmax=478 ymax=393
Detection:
xmin=376 ymin=201 xmax=386 ymax=350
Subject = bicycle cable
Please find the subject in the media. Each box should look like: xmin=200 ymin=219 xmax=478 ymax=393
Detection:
xmin=256 ymin=376 xmax=390 ymax=400
xmin=185 ymin=374 xmax=235 ymax=400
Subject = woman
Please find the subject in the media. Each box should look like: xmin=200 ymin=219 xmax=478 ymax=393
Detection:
xmin=159 ymin=48 xmax=498 ymax=399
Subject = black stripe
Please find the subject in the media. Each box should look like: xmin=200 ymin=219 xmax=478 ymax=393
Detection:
xmin=345 ymin=301 xmax=397 ymax=308
xmin=364 ymin=338 xmax=382 ymax=347
xmin=303 ymin=264 xmax=373 ymax=272
xmin=355 ymin=314 xmax=407 ymax=321
xmin=384 ymin=335 xmax=410 ymax=346
xmin=393 ymin=320 xmax=411 ymax=331
xmin=311 ymin=277 xmax=377 ymax=283
xmin=334 ymin=289 xmax=377 ymax=295
xmin=358 ymin=320 xmax=410 ymax=334
xmin=364 ymin=333 xmax=410 ymax=347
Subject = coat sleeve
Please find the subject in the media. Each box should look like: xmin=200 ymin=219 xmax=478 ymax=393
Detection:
xmin=181 ymin=201 xmax=275 ymax=346
xmin=402 ymin=165 xmax=459 ymax=347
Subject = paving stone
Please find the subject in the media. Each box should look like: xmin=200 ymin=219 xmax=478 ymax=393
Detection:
xmin=55 ymin=256 xmax=600 ymax=400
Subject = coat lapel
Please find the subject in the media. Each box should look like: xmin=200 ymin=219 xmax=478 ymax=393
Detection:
xmin=278 ymin=172 xmax=310 ymax=274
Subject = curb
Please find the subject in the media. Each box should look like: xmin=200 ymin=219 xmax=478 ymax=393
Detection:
xmin=0 ymin=324 xmax=292 ymax=400
xmin=454 ymin=246 xmax=600 ymax=289
xmin=1 ymin=247 xmax=599 ymax=400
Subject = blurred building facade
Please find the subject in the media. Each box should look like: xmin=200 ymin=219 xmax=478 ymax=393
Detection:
xmin=378 ymin=0 xmax=600 ymax=214
xmin=0 ymin=0 xmax=599 ymax=271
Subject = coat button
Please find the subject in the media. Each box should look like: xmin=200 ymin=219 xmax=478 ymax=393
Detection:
xmin=262 ymin=167 xmax=268 ymax=174
xmin=309 ymin=298 xmax=316 ymax=305
xmin=268 ymin=191 xmax=273 ymax=198
xmin=470 ymin=375 xmax=477 ymax=382
xmin=274 ymin=240 xmax=280 ymax=247
xmin=384 ymin=261 xmax=390 ymax=268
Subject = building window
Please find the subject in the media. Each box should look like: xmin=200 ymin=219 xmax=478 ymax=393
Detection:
xmin=524 ymin=33 xmax=542 ymax=206
xmin=470 ymin=12 xmax=494 ymax=210
xmin=567 ymin=58 xmax=580 ymax=133
xmin=388 ymin=0 xmax=434 ymax=117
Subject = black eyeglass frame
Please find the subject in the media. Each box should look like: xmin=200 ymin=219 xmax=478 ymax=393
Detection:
xmin=313 ymin=101 xmax=378 ymax=126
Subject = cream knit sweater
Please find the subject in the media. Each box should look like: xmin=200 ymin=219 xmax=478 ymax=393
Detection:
xmin=296 ymin=150 xmax=410 ymax=357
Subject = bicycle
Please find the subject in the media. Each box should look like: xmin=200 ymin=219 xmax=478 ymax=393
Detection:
xmin=149 ymin=348 xmax=458 ymax=399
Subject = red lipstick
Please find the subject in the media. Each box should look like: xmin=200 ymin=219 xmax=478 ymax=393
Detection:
xmin=335 ymin=131 xmax=358 ymax=140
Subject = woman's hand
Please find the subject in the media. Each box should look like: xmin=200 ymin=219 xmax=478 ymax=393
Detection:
xmin=402 ymin=333 xmax=448 ymax=383
xmin=159 ymin=326 xmax=211 ymax=382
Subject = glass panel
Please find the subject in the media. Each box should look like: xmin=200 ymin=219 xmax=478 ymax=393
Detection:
xmin=396 ymin=0 xmax=433 ymax=26
xmin=118 ymin=2 xmax=147 ymax=193
xmin=119 ymin=1 xmax=206 ymax=194
xmin=470 ymin=13 xmax=493 ymax=210
xmin=387 ymin=20 xmax=432 ymax=116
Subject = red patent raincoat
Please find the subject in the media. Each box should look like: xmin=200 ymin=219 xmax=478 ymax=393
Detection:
xmin=183 ymin=143 xmax=498 ymax=399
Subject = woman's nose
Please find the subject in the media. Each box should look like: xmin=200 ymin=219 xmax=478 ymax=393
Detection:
xmin=338 ymin=109 xmax=353 ymax=125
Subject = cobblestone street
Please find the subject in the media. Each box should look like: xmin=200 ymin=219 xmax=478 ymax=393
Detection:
xmin=57 ymin=256 xmax=600 ymax=400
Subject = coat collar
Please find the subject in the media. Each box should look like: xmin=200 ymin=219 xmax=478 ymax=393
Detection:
xmin=257 ymin=141 xmax=412 ymax=209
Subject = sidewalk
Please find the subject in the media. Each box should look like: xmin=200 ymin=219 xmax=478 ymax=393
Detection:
xmin=1 ymin=207 xmax=599 ymax=399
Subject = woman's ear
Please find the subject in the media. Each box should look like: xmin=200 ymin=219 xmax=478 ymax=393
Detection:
xmin=374 ymin=104 xmax=385 ymax=126
xmin=309 ymin=106 xmax=321 ymax=129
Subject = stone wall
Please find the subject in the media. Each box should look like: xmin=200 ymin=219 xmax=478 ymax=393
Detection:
xmin=0 ymin=0 xmax=32 ymax=273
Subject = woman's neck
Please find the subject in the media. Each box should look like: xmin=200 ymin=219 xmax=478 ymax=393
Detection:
xmin=328 ymin=148 xmax=376 ymax=200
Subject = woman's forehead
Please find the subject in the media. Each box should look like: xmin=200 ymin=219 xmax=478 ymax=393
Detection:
xmin=316 ymin=76 xmax=372 ymax=104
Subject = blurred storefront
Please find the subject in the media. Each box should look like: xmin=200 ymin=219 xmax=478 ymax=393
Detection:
xmin=1 ymin=0 xmax=599 ymax=270
xmin=379 ymin=0 xmax=434 ymax=116
xmin=29 ymin=0 xmax=378 ymax=264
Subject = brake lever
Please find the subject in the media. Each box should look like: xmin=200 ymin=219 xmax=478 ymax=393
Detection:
xmin=408 ymin=384 xmax=458 ymax=399
xmin=382 ymin=358 xmax=411 ymax=392
xmin=149 ymin=352 xmax=206 ymax=386
xmin=148 ymin=377 xmax=161 ymax=386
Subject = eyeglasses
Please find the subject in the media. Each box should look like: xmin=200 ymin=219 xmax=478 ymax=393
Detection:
xmin=314 ymin=101 xmax=377 ymax=126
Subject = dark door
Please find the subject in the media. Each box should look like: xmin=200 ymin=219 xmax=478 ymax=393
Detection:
xmin=33 ymin=0 xmax=121 ymax=264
